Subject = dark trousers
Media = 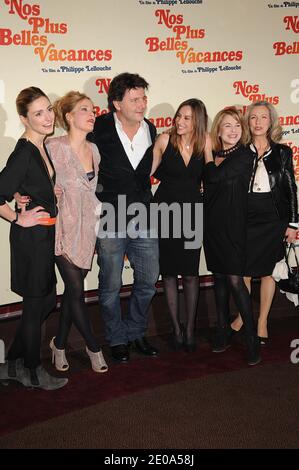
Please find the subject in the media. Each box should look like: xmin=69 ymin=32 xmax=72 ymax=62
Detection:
xmin=6 ymin=286 xmax=56 ymax=369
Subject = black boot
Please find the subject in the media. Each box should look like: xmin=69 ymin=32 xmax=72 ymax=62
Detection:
xmin=27 ymin=366 xmax=68 ymax=390
xmin=246 ymin=336 xmax=261 ymax=366
xmin=212 ymin=326 xmax=233 ymax=353
xmin=0 ymin=358 xmax=25 ymax=386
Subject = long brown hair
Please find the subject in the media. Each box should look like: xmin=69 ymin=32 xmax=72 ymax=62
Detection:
xmin=170 ymin=98 xmax=208 ymax=156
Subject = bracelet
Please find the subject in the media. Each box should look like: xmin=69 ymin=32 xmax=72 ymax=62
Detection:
xmin=11 ymin=212 xmax=18 ymax=224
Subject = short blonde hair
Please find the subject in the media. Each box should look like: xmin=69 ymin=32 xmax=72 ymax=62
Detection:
xmin=244 ymin=100 xmax=282 ymax=144
xmin=211 ymin=106 xmax=246 ymax=152
xmin=53 ymin=91 xmax=92 ymax=131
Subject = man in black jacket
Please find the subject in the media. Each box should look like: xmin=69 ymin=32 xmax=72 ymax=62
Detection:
xmin=92 ymin=73 xmax=159 ymax=362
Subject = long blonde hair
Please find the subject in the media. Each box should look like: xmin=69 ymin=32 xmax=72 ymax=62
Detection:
xmin=244 ymin=100 xmax=282 ymax=144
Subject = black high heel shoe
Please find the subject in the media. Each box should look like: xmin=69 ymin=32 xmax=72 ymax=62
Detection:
xmin=185 ymin=338 xmax=196 ymax=353
xmin=258 ymin=336 xmax=268 ymax=346
xmin=230 ymin=325 xmax=244 ymax=336
xmin=247 ymin=336 xmax=262 ymax=366
xmin=185 ymin=330 xmax=196 ymax=353
xmin=172 ymin=324 xmax=185 ymax=351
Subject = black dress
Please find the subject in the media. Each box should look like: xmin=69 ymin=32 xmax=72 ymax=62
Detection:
xmin=153 ymin=140 xmax=204 ymax=276
xmin=203 ymin=145 xmax=254 ymax=275
xmin=0 ymin=139 xmax=57 ymax=297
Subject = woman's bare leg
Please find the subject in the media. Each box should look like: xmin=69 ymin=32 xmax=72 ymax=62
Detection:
xmin=257 ymin=275 xmax=276 ymax=338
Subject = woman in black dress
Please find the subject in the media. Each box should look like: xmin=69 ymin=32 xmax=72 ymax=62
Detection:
xmin=230 ymin=101 xmax=298 ymax=343
xmin=0 ymin=87 xmax=67 ymax=390
xmin=151 ymin=98 xmax=207 ymax=352
xmin=204 ymin=106 xmax=260 ymax=365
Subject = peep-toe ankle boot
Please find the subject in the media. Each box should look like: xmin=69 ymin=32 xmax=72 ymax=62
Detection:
xmin=86 ymin=347 xmax=108 ymax=373
xmin=49 ymin=337 xmax=69 ymax=372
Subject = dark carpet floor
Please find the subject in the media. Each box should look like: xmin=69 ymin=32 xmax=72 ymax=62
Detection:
xmin=0 ymin=362 xmax=299 ymax=449
xmin=0 ymin=317 xmax=298 ymax=449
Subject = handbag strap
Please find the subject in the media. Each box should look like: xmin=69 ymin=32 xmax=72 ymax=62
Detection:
xmin=285 ymin=242 xmax=299 ymax=272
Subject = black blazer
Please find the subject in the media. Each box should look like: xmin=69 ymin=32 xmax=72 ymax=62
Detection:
xmin=252 ymin=143 xmax=298 ymax=226
xmin=91 ymin=113 xmax=156 ymax=208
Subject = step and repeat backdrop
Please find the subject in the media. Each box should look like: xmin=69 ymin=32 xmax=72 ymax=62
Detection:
xmin=0 ymin=0 xmax=298 ymax=310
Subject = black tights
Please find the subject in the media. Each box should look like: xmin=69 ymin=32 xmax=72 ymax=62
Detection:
xmin=213 ymin=273 xmax=255 ymax=337
xmin=55 ymin=256 xmax=100 ymax=352
xmin=163 ymin=275 xmax=199 ymax=341
xmin=7 ymin=286 xmax=56 ymax=369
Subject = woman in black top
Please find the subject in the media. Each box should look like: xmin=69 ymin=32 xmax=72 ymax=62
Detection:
xmin=204 ymin=106 xmax=260 ymax=366
xmin=151 ymin=98 xmax=207 ymax=352
xmin=231 ymin=101 xmax=298 ymax=343
xmin=0 ymin=87 xmax=67 ymax=390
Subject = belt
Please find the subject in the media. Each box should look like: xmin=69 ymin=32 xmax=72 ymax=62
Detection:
xmin=38 ymin=217 xmax=56 ymax=226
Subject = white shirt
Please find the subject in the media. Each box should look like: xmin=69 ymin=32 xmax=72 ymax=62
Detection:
xmin=252 ymin=158 xmax=271 ymax=193
xmin=250 ymin=143 xmax=272 ymax=193
xmin=114 ymin=113 xmax=152 ymax=170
